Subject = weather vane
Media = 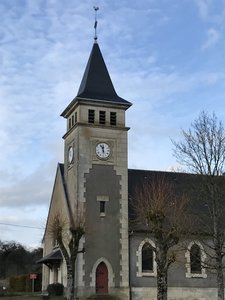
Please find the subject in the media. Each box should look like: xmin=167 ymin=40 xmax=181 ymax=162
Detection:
xmin=93 ymin=6 xmax=99 ymax=42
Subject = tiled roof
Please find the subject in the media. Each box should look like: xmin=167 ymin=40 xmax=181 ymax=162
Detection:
xmin=36 ymin=248 xmax=62 ymax=264
xmin=76 ymin=42 xmax=131 ymax=105
xmin=128 ymin=169 xmax=223 ymax=231
xmin=61 ymin=42 xmax=131 ymax=117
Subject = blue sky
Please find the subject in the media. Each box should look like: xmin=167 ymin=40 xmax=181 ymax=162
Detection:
xmin=1 ymin=0 xmax=225 ymax=248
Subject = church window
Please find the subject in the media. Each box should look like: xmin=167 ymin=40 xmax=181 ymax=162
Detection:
xmin=110 ymin=112 xmax=117 ymax=126
xmin=185 ymin=241 xmax=207 ymax=278
xmin=136 ymin=239 xmax=157 ymax=277
xmin=71 ymin=115 xmax=75 ymax=126
xmin=74 ymin=111 xmax=77 ymax=123
xmin=99 ymin=111 xmax=106 ymax=125
xmin=88 ymin=109 xmax=95 ymax=123
xmin=100 ymin=201 xmax=105 ymax=216
xmin=97 ymin=195 xmax=109 ymax=217
xmin=142 ymin=242 xmax=154 ymax=272
xmin=190 ymin=244 xmax=201 ymax=273
xmin=52 ymin=238 xmax=59 ymax=249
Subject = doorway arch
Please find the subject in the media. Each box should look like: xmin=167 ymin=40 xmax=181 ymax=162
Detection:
xmin=96 ymin=261 xmax=108 ymax=294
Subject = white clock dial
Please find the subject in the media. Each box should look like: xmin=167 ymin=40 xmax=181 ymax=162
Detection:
xmin=96 ymin=143 xmax=111 ymax=159
xmin=68 ymin=146 xmax=74 ymax=163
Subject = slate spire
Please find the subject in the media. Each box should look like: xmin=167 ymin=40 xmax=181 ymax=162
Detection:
xmin=76 ymin=42 xmax=131 ymax=105
xmin=61 ymin=41 xmax=131 ymax=117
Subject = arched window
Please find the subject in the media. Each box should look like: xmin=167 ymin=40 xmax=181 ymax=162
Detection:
xmin=190 ymin=243 xmax=201 ymax=273
xmin=142 ymin=242 xmax=154 ymax=272
xmin=185 ymin=241 xmax=207 ymax=278
xmin=136 ymin=239 xmax=156 ymax=277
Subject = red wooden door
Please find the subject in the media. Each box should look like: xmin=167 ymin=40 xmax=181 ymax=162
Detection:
xmin=96 ymin=262 xmax=108 ymax=294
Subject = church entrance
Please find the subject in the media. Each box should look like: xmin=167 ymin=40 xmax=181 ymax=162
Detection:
xmin=96 ymin=262 xmax=108 ymax=294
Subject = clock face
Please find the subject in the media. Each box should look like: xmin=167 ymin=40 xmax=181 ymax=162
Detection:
xmin=96 ymin=143 xmax=111 ymax=159
xmin=68 ymin=146 xmax=74 ymax=163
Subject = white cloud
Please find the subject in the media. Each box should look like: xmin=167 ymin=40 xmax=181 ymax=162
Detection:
xmin=193 ymin=0 xmax=225 ymax=25
xmin=202 ymin=28 xmax=220 ymax=49
xmin=0 ymin=160 xmax=56 ymax=206
xmin=194 ymin=0 xmax=211 ymax=20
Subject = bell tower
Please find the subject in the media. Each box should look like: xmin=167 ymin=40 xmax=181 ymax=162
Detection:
xmin=61 ymin=39 xmax=132 ymax=299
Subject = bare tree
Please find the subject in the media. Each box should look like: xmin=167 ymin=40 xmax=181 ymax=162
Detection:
xmin=132 ymin=176 xmax=189 ymax=300
xmin=173 ymin=111 xmax=225 ymax=300
xmin=48 ymin=211 xmax=85 ymax=300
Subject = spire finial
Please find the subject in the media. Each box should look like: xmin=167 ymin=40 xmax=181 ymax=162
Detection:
xmin=93 ymin=6 xmax=99 ymax=42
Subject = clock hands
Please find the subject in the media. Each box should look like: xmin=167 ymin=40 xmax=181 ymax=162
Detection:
xmin=100 ymin=144 xmax=105 ymax=153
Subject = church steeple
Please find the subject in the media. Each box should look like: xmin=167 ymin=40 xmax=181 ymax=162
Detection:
xmin=77 ymin=42 xmax=130 ymax=105
xmin=58 ymin=32 xmax=131 ymax=299
xmin=61 ymin=42 xmax=131 ymax=117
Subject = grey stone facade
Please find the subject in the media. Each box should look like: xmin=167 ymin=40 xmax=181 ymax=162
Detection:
xmin=40 ymin=41 xmax=224 ymax=300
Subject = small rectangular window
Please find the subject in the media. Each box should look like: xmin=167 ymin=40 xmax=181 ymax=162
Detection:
xmin=99 ymin=111 xmax=106 ymax=125
xmin=71 ymin=115 xmax=74 ymax=126
xmin=100 ymin=201 xmax=105 ymax=214
xmin=88 ymin=109 xmax=95 ymax=123
xmin=74 ymin=112 xmax=77 ymax=123
xmin=110 ymin=112 xmax=117 ymax=126
xmin=100 ymin=201 xmax=106 ymax=217
xmin=97 ymin=195 xmax=109 ymax=217
xmin=69 ymin=118 xmax=72 ymax=129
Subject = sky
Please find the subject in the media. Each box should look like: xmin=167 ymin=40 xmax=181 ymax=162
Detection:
xmin=1 ymin=0 xmax=225 ymax=248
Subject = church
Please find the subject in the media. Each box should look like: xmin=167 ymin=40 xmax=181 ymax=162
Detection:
xmin=39 ymin=37 xmax=221 ymax=299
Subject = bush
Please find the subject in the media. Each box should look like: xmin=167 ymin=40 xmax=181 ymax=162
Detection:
xmin=47 ymin=283 xmax=64 ymax=296
xmin=9 ymin=275 xmax=27 ymax=292
xmin=9 ymin=273 xmax=42 ymax=293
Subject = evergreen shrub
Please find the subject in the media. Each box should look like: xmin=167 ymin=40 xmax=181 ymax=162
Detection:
xmin=47 ymin=283 xmax=64 ymax=296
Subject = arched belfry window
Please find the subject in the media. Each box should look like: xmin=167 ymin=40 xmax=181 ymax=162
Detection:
xmin=185 ymin=241 xmax=207 ymax=278
xmin=136 ymin=239 xmax=157 ymax=277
